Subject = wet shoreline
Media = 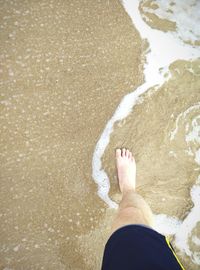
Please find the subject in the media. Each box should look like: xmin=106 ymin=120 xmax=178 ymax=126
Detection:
xmin=0 ymin=0 xmax=143 ymax=269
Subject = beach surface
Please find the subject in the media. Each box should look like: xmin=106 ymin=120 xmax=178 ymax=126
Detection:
xmin=0 ymin=0 xmax=143 ymax=269
xmin=0 ymin=0 xmax=200 ymax=269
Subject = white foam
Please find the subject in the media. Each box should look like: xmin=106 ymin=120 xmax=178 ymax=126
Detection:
xmin=195 ymin=149 xmax=200 ymax=166
xmin=175 ymin=185 xmax=200 ymax=264
xmin=186 ymin=114 xmax=200 ymax=145
xmin=92 ymin=82 xmax=154 ymax=208
xmin=142 ymin=0 xmax=200 ymax=44
xmin=154 ymin=214 xmax=181 ymax=235
xmin=192 ymin=236 xmax=200 ymax=246
xmin=159 ymin=102 xmax=200 ymax=263
xmin=171 ymin=105 xmax=200 ymax=265
xmin=92 ymin=0 xmax=200 ymax=264
xmin=170 ymin=103 xmax=200 ymax=140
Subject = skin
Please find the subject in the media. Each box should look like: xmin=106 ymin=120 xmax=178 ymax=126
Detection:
xmin=111 ymin=148 xmax=154 ymax=234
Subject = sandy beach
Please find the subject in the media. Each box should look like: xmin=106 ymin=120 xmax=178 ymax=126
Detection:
xmin=0 ymin=0 xmax=143 ymax=269
xmin=0 ymin=0 xmax=200 ymax=269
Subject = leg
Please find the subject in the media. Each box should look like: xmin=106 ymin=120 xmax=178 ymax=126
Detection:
xmin=111 ymin=148 xmax=153 ymax=234
xmin=102 ymin=148 xmax=185 ymax=270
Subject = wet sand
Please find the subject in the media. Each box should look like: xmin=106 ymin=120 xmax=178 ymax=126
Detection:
xmin=0 ymin=0 xmax=144 ymax=269
xmin=1 ymin=0 xmax=200 ymax=269
xmin=103 ymin=59 xmax=200 ymax=269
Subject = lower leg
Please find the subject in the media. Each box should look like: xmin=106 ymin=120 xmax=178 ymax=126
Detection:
xmin=111 ymin=190 xmax=153 ymax=233
xmin=111 ymin=148 xmax=153 ymax=234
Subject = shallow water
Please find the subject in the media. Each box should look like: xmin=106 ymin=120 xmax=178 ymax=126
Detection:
xmin=0 ymin=0 xmax=200 ymax=269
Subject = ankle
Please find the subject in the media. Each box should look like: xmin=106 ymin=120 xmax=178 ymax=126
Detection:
xmin=122 ymin=188 xmax=135 ymax=196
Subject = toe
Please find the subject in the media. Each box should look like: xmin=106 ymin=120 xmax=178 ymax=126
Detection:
xmin=116 ymin=149 xmax=121 ymax=158
xmin=126 ymin=149 xmax=129 ymax=157
xmin=131 ymin=156 xmax=135 ymax=163
xmin=128 ymin=151 xmax=132 ymax=159
xmin=122 ymin=148 xmax=126 ymax=157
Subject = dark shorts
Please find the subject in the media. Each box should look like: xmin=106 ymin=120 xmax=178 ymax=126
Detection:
xmin=101 ymin=225 xmax=185 ymax=270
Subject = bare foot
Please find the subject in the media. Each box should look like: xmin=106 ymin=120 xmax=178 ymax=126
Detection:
xmin=116 ymin=148 xmax=136 ymax=194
